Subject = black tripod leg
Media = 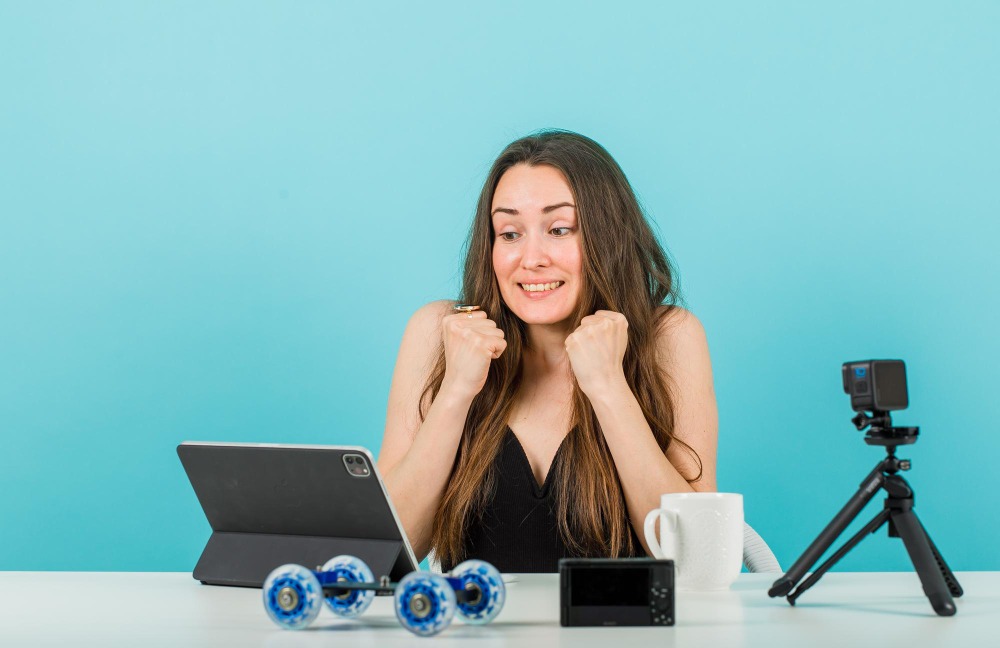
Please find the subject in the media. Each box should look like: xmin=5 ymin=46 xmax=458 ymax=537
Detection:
xmin=769 ymin=466 xmax=885 ymax=598
xmin=787 ymin=509 xmax=890 ymax=605
xmin=890 ymin=509 xmax=957 ymax=616
xmin=925 ymin=530 xmax=963 ymax=598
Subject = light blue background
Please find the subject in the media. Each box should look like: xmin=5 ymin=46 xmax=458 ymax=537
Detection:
xmin=2 ymin=1 xmax=997 ymax=573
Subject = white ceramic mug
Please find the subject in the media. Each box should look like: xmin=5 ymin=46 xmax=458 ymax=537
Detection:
xmin=643 ymin=492 xmax=744 ymax=590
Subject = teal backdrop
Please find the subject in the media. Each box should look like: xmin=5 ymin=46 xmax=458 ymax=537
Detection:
xmin=1 ymin=1 xmax=998 ymax=573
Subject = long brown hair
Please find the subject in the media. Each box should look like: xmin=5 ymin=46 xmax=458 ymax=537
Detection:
xmin=424 ymin=130 xmax=701 ymax=567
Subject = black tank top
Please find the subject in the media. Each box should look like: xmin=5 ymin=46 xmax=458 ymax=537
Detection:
xmin=441 ymin=427 xmax=643 ymax=573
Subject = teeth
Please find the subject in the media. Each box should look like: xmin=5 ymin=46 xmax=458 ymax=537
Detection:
xmin=520 ymin=281 xmax=563 ymax=292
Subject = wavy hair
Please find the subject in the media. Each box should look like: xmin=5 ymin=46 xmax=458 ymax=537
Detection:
xmin=423 ymin=130 xmax=701 ymax=568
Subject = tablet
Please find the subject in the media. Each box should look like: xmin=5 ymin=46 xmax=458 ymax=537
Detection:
xmin=177 ymin=441 xmax=420 ymax=587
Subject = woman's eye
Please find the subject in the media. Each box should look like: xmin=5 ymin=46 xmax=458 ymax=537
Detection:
xmin=550 ymin=227 xmax=572 ymax=236
xmin=499 ymin=232 xmax=520 ymax=242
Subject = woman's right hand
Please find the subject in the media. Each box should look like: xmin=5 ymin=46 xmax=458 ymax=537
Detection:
xmin=440 ymin=309 xmax=507 ymax=400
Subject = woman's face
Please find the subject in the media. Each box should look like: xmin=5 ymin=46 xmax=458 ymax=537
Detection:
xmin=491 ymin=163 xmax=583 ymax=328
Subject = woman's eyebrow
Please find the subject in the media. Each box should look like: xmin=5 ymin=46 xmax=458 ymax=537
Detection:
xmin=491 ymin=202 xmax=576 ymax=217
xmin=543 ymin=202 xmax=575 ymax=213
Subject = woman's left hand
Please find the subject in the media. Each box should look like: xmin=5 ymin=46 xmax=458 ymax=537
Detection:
xmin=565 ymin=310 xmax=629 ymax=397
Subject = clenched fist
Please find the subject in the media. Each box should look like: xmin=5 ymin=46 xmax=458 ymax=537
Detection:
xmin=565 ymin=310 xmax=629 ymax=397
xmin=440 ymin=308 xmax=507 ymax=401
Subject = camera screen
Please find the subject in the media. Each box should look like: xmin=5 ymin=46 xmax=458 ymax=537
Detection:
xmin=571 ymin=567 xmax=649 ymax=606
xmin=874 ymin=361 xmax=908 ymax=409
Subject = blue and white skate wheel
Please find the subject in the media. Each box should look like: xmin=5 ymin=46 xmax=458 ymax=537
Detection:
xmin=394 ymin=572 xmax=457 ymax=637
xmin=320 ymin=555 xmax=375 ymax=618
xmin=451 ymin=559 xmax=505 ymax=624
xmin=263 ymin=564 xmax=323 ymax=630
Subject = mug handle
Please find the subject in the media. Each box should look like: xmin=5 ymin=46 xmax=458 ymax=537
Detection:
xmin=643 ymin=507 xmax=679 ymax=562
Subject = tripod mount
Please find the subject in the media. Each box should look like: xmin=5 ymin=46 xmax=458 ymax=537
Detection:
xmin=768 ymin=411 xmax=963 ymax=616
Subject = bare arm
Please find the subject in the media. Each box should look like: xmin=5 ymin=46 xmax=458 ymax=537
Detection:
xmin=584 ymin=308 xmax=719 ymax=556
xmin=377 ymin=301 xmax=506 ymax=561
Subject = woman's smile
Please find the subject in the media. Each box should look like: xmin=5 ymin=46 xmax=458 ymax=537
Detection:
xmin=519 ymin=280 xmax=565 ymax=296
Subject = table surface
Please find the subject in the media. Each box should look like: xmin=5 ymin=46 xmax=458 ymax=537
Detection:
xmin=2 ymin=571 xmax=997 ymax=646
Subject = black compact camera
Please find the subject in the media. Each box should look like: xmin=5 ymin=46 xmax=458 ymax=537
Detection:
xmin=842 ymin=359 xmax=909 ymax=413
xmin=559 ymin=558 xmax=674 ymax=627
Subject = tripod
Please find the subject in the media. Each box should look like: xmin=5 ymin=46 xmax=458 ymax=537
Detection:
xmin=768 ymin=413 xmax=963 ymax=616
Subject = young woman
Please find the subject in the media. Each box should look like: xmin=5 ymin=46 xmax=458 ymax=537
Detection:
xmin=378 ymin=130 xmax=718 ymax=572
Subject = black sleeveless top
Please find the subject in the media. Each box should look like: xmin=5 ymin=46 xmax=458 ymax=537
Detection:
xmin=441 ymin=427 xmax=643 ymax=573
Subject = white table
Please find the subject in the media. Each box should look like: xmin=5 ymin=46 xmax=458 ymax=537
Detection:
xmin=2 ymin=572 xmax=997 ymax=646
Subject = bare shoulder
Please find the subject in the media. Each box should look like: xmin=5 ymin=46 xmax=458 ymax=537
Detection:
xmin=405 ymin=299 xmax=455 ymax=340
xmin=654 ymin=305 xmax=710 ymax=369
xmin=394 ymin=299 xmax=454 ymax=389
xmin=410 ymin=299 xmax=456 ymax=328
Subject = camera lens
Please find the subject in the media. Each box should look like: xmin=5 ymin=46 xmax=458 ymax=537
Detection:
xmin=346 ymin=456 xmax=355 ymax=464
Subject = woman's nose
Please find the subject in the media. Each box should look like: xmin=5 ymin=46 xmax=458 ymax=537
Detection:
xmin=519 ymin=233 xmax=551 ymax=268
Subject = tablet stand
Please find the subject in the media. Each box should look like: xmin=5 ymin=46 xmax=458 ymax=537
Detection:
xmin=194 ymin=532 xmax=412 ymax=589
xmin=767 ymin=415 xmax=963 ymax=616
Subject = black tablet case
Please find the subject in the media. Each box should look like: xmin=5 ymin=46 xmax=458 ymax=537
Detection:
xmin=177 ymin=443 xmax=418 ymax=588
